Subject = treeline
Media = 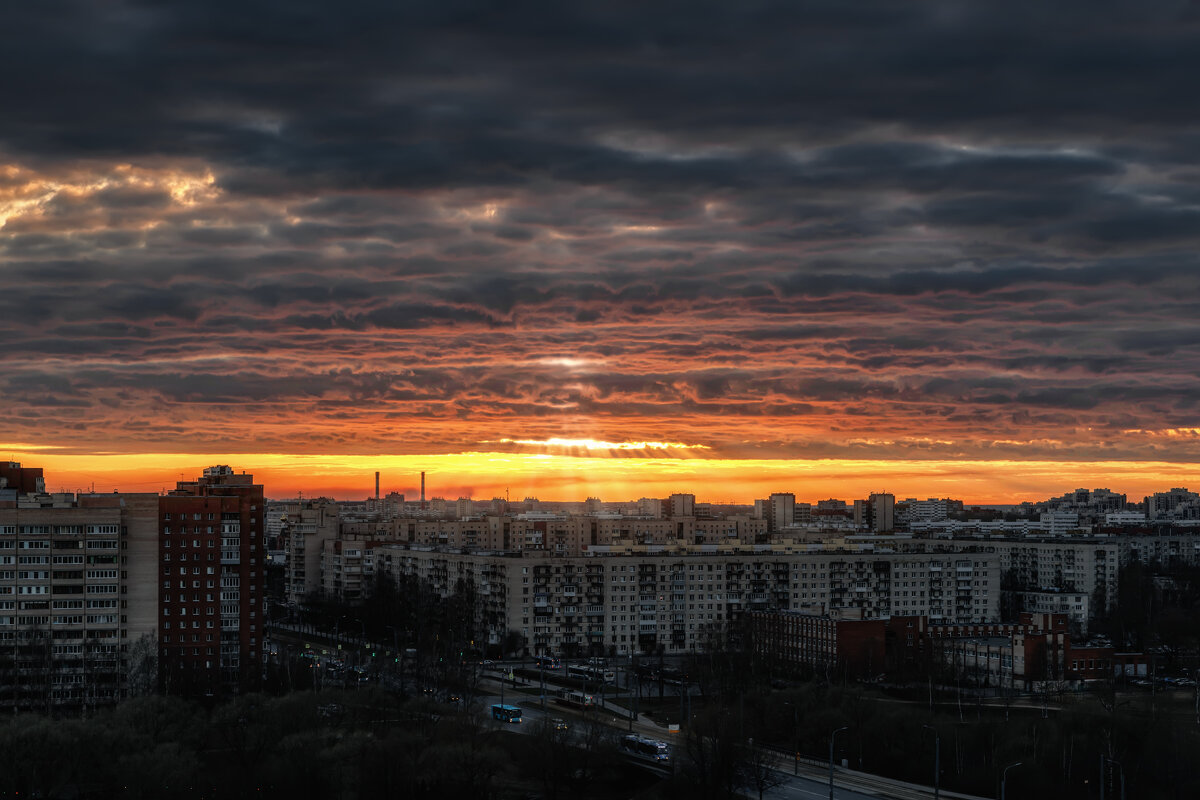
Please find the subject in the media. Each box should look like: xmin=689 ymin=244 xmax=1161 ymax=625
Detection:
xmin=0 ymin=689 xmax=660 ymax=800
xmin=296 ymin=572 xmax=514 ymax=659
xmin=1094 ymin=560 xmax=1200 ymax=663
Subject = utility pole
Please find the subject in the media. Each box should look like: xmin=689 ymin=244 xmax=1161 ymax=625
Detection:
xmin=1001 ymin=762 xmax=1022 ymax=800
xmin=922 ymin=724 xmax=940 ymax=800
xmin=828 ymin=726 xmax=848 ymax=800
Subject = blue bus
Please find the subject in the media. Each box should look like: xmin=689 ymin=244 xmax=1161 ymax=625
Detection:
xmin=491 ymin=703 xmax=522 ymax=723
xmin=621 ymin=734 xmax=671 ymax=763
xmin=533 ymin=655 xmax=561 ymax=669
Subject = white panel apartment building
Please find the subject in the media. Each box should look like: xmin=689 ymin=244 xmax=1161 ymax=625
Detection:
xmin=371 ymin=545 xmax=999 ymax=657
xmin=930 ymin=537 xmax=1119 ymax=612
xmin=281 ymin=500 xmax=340 ymax=604
xmin=0 ymin=491 xmax=159 ymax=711
xmin=929 ymin=531 xmax=1200 ymax=616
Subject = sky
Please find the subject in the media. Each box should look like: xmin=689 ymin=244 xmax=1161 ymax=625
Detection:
xmin=3 ymin=1 xmax=1200 ymax=502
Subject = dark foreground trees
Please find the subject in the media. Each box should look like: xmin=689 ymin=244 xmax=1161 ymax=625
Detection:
xmin=0 ymin=689 xmax=658 ymax=800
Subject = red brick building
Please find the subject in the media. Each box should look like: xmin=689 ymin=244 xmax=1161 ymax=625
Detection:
xmin=747 ymin=609 xmax=887 ymax=678
xmin=159 ymin=466 xmax=264 ymax=696
xmin=0 ymin=462 xmax=45 ymax=497
xmin=751 ymin=608 xmax=1145 ymax=689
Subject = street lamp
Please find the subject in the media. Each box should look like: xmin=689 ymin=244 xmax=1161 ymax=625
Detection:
xmin=922 ymin=724 xmax=940 ymax=800
xmin=828 ymin=726 xmax=848 ymax=800
xmin=1099 ymin=756 xmax=1125 ymax=800
xmin=1000 ymin=761 xmax=1022 ymax=800
xmin=783 ymin=702 xmax=799 ymax=775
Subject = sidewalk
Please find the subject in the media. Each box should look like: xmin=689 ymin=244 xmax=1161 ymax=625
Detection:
xmin=765 ymin=748 xmax=989 ymax=800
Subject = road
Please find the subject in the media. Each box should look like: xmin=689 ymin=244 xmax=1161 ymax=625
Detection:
xmin=264 ymin=635 xmax=980 ymax=800
xmin=765 ymin=774 xmax=879 ymax=800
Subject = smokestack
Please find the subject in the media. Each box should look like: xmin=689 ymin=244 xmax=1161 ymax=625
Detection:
xmin=421 ymin=471 xmax=426 ymax=505
xmin=375 ymin=471 xmax=380 ymax=500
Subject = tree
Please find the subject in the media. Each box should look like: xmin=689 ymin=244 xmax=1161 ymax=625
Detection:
xmin=739 ymin=742 xmax=787 ymax=800
xmin=126 ymin=632 xmax=158 ymax=698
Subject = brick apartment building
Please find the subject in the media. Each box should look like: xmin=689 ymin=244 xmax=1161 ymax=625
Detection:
xmin=158 ymin=466 xmax=265 ymax=696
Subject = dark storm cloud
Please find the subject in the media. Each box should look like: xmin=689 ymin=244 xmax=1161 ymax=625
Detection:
xmin=3 ymin=0 xmax=1200 ymax=465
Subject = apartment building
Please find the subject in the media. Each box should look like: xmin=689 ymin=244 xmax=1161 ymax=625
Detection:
xmin=159 ymin=467 xmax=265 ymax=696
xmin=1018 ymin=590 xmax=1091 ymax=634
xmin=1146 ymin=488 xmax=1200 ymax=520
xmin=320 ymin=538 xmax=374 ymax=602
xmin=0 ymin=464 xmax=158 ymax=712
xmin=373 ymin=513 xmax=768 ymax=554
xmin=1120 ymin=531 xmax=1200 ymax=567
xmin=767 ymin=493 xmax=795 ymax=532
xmin=370 ymin=544 xmax=999 ymax=657
xmin=281 ymin=499 xmax=340 ymax=604
xmin=854 ymin=493 xmax=895 ymax=533
xmin=934 ymin=537 xmax=1120 ymax=613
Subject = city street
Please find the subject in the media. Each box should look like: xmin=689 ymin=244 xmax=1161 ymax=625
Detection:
xmin=765 ymin=776 xmax=879 ymax=800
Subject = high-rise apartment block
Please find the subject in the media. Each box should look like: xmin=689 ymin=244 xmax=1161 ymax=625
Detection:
xmin=282 ymin=499 xmax=340 ymax=605
xmin=0 ymin=463 xmax=158 ymax=712
xmin=158 ymin=466 xmax=265 ymax=696
xmin=854 ymin=493 xmax=895 ymax=532
xmin=669 ymin=493 xmax=696 ymax=517
xmin=767 ymin=493 xmax=795 ymax=532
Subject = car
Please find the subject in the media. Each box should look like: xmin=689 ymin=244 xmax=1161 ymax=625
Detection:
xmin=447 ymin=693 xmax=462 ymax=703
xmin=481 ymin=660 xmax=496 ymax=669
xmin=552 ymin=718 xmax=569 ymax=731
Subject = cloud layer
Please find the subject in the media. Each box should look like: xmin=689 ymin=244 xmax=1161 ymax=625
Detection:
xmin=3 ymin=1 xmax=1200 ymax=496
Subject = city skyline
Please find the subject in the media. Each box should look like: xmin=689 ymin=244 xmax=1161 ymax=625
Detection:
xmin=10 ymin=451 xmax=1200 ymax=506
xmin=4 ymin=3 xmax=1200 ymax=504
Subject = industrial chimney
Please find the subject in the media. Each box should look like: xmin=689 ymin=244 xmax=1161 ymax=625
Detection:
xmin=375 ymin=471 xmax=380 ymax=500
xmin=421 ymin=471 xmax=426 ymax=506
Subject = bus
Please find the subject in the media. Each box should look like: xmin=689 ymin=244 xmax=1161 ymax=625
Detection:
xmin=567 ymin=664 xmax=616 ymax=684
xmin=621 ymin=734 xmax=671 ymax=764
xmin=491 ymin=704 xmax=523 ymax=723
xmin=554 ymin=689 xmax=595 ymax=709
xmin=533 ymin=655 xmax=561 ymax=669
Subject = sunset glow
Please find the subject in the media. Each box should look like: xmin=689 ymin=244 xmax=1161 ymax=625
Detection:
xmin=3 ymin=4 xmax=1199 ymax=504
xmin=8 ymin=444 xmax=1200 ymax=505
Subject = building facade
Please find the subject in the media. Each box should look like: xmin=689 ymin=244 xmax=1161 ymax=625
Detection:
xmin=158 ymin=467 xmax=265 ymax=696
xmin=0 ymin=463 xmax=158 ymax=712
xmin=370 ymin=545 xmax=1000 ymax=657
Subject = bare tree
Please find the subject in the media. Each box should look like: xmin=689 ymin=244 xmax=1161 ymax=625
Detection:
xmin=739 ymin=741 xmax=787 ymax=800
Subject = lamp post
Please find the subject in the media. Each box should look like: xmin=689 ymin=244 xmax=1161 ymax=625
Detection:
xmin=922 ymin=724 xmax=940 ymax=800
xmin=828 ymin=726 xmax=848 ymax=800
xmin=1100 ymin=756 xmax=1125 ymax=800
xmin=1000 ymin=761 xmax=1022 ymax=800
xmin=630 ymin=653 xmax=638 ymax=732
xmin=783 ymin=702 xmax=799 ymax=775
